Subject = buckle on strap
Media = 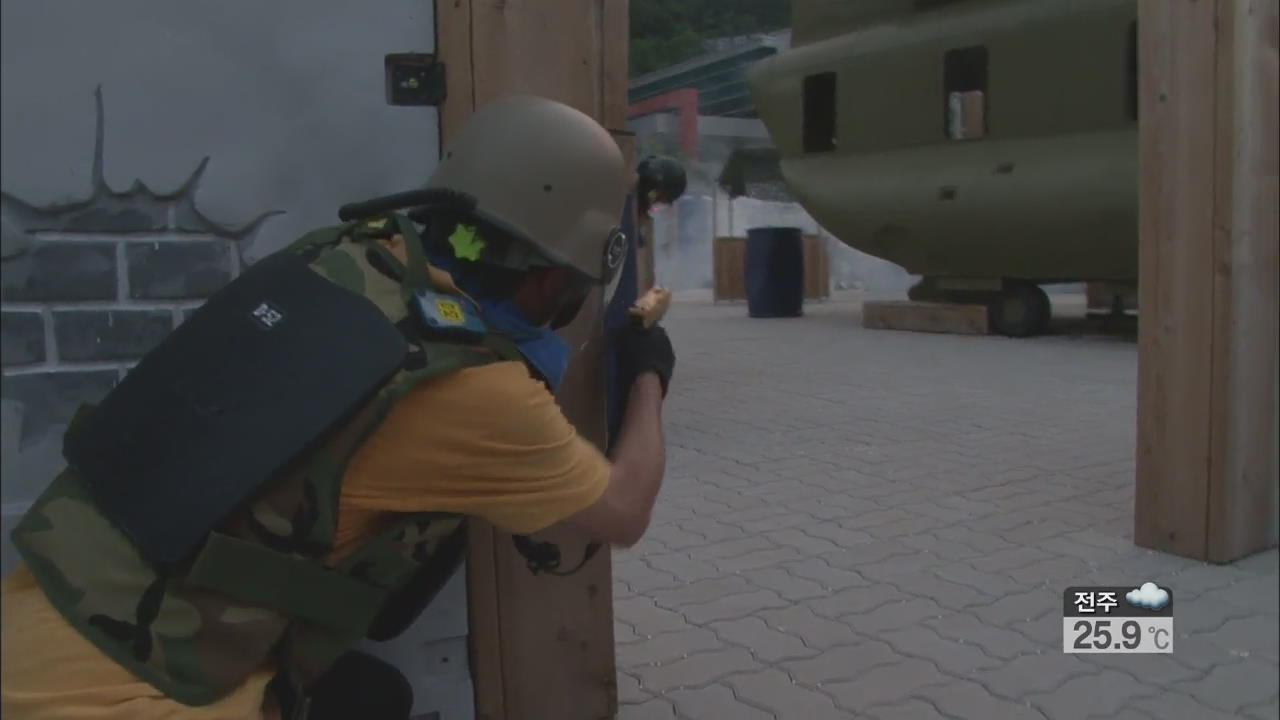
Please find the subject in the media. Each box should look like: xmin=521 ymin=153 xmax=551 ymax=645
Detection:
xmin=187 ymin=532 xmax=388 ymax=634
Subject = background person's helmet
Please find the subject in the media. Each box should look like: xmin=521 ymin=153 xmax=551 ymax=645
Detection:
xmin=636 ymin=155 xmax=687 ymax=212
xmin=424 ymin=95 xmax=629 ymax=299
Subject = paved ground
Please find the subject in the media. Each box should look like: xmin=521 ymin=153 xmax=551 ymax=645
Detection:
xmin=612 ymin=291 xmax=1279 ymax=720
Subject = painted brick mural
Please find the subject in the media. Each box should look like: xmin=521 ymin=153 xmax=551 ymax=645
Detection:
xmin=1 ymin=87 xmax=281 ymax=544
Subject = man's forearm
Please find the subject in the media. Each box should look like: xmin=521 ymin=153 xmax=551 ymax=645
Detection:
xmin=608 ymin=372 xmax=665 ymax=519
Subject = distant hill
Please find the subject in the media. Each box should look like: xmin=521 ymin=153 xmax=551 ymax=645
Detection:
xmin=630 ymin=0 xmax=790 ymax=77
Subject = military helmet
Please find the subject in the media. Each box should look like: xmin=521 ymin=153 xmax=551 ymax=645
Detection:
xmin=424 ymin=95 xmax=629 ymax=292
xmin=637 ymin=155 xmax=688 ymax=206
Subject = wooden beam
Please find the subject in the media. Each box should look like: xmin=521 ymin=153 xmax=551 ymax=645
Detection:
xmin=1135 ymin=0 xmax=1279 ymax=562
xmin=437 ymin=0 xmax=476 ymax=141
xmin=1207 ymin=0 xmax=1280 ymax=560
xmin=445 ymin=2 xmax=627 ymax=718
xmin=600 ymin=0 xmax=631 ymax=131
xmin=436 ymin=4 xmax=513 ymax=718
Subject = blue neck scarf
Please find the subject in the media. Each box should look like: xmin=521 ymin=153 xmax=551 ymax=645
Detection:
xmin=426 ymin=250 xmax=572 ymax=391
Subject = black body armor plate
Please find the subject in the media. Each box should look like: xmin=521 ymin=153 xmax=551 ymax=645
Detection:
xmin=63 ymin=252 xmax=408 ymax=565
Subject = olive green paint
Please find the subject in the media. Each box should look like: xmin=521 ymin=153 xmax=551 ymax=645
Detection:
xmin=749 ymin=0 xmax=1139 ymax=284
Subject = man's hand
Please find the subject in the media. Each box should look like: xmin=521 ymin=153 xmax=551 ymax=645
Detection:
xmin=617 ymin=324 xmax=675 ymax=396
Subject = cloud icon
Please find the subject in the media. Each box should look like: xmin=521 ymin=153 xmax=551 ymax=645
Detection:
xmin=1125 ymin=582 xmax=1170 ymax=610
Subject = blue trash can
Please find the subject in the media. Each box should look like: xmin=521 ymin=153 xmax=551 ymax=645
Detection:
xmin=745 ymin=226 xmax=804 ymax=318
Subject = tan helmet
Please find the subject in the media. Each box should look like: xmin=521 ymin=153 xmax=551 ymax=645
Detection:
xmin=424 ymin=94 xmax=629 ymax=285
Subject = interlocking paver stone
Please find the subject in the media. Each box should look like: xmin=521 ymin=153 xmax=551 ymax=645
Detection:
xmin=809 ymin=583 xmax=907 ymax=619
xmin=709 ymin=616 xmax=818 ymax=662
xmin=646 ymin=525 xmax=708 ymax=550
xmin=650 ymin=577 xmax=755 ymax=608
xmin=916 ymin=680 xmax=1049 ymax=720
xmin=744 ymin=566 xmax=829 ymax=601
xmin=666 ymin=683 xmax=774 ymax=720
xmin=882 ymin=571 xmax=996 ymax=610
xmin=715 ymin=547 xmax=804 ymax=573
xmin=848 ymin=598 xmax=949 ymax=634
xmin=823 ymin=659 xmax=951 ymax=709
xmin=878 ymin=624 xmax=1005 ymax=676
xmin=681 ymin=590 xmax=792 ymax=624
xmin=1184 ymin=657 xmax=1280 ymax=713
xmin=1027 ymin=669 xmax=1161 ymax=719
xmin=615 ymin=596 xmax=694 ymax=636
xmin=927 ymin=613 xmax=1037 ymax=660
xmin=759 ymin=605 xmax=863 ymax=650
xmin=965 ymin=546 xmax=1055 ymax=574
xmin=643 ymin=552 xmax=724 ymax=583
xmin=764 ymin=527 xmax=845 ymax=556
xmin=724 ymin=668 xmax=850 ymax=720
xmin=614 ymin=559 xmax=684 ymax=593
xmin=1131 ymin=692 xmax=1252 ymax=720
xmin=617 ymin=671 xmax=651 ymax=705
xmin=971 ymin=587 xmax=1062 ymax=627
xmin=632 ymin=648 xmax=761 ymax=693
xmin=615 ymin=618 xmax=641 ymax=644
xmin=782 ymin=557 xmax=871 ymax=591
xmin=617 ymin=698 xmax=678 ymax=720
xmin=970 ymin=651 xmax=1097 ymax=699
xmin=1198 ymin=574 xmax=1280 ymax=616
xmin=1076 ymin=652 xmax=1200 ymax=686
xmin=619 ymin=627 xmax=724 ymax=667
xmin=1204 ymin=615 xmax=1280 ymax=661
xmin=782 ymin=640 xmax=902 ymax=685
xmin=1005 ymin=556 xmax=1095 ymax=586
xmin=856 ymin=550 xmax=946 ymax=581
xmin=1244 ymin=701 xmax=1280 ymax=720
xmin=867 ymin=699 xmax=950 ymax=720
xmin=610 ymin=293 xmax=1279 ymax=720
xmin=807 ymin=522 xmax=881 ymax=548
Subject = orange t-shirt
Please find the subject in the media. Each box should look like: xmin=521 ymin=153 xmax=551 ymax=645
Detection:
xmin=1 ymin=298 xmax=610 ymax=719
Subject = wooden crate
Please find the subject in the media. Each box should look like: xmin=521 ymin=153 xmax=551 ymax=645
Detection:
xmin=712 ymin=234 xmax=829 ymax=303
xmin=802 ymin=234 xmax=831 ymax=300
xmin=862 ymin=300 xmax=989 ymax=335
xmin=712 ymin=236 xmax=747 ymax=301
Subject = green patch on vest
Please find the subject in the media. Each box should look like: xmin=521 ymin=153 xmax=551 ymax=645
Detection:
xmin=448 ymin=223 xmax=485 ymax=261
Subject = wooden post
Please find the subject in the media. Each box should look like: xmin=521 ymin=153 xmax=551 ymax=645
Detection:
xmin=1135 ymin=0 xmax=1279 ymax=562
xmin=440 ymin=2 xmax=629 ymax=717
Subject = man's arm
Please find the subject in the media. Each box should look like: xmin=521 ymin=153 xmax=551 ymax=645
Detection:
xmin=564 ymin=372 xmax=665 ymax=546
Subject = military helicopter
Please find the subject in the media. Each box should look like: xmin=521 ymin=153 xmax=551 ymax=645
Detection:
xmin=746 ymin=0 xmax=1138 ymax=336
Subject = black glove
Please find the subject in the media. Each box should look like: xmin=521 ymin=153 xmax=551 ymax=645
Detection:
xmin=616 ymin=323 xmax=675 ymax=397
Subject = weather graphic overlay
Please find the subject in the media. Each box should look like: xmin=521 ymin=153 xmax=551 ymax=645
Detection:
xmin=1062 ymin=583 xmax=1173 ymax=654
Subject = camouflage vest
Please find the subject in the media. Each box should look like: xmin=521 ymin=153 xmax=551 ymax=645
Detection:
xmin=9 ymin=212 xmax=526 ymax=709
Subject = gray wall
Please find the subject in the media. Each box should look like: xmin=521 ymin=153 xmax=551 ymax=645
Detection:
xmin=1 ymin=2 xmax=474 ymax=718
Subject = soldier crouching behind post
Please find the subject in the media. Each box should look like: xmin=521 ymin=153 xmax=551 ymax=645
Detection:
xmin=0 ymin=95 xmax=675 ymax=720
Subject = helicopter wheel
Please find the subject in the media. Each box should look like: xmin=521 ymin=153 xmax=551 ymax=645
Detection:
xmin=988 ymin=281 xmax=1051 ymax=337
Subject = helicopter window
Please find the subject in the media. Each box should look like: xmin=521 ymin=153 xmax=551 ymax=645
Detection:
xmin=944 ymin=46 xmax=988 ymax=139
xmin=802 ymin=72 xmax=837 ymax=153
xmin=1126 ymin=21 xmax=1138 ymax=121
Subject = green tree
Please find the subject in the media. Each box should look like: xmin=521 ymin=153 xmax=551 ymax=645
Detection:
xmin=629 ymin=0 xmax=790 ymax=77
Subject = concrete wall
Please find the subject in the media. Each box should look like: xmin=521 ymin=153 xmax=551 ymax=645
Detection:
xmin=1 ymin=2 xmax=475 ymax=718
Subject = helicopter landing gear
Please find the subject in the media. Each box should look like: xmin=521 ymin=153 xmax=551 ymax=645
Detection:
xmin=907 ymin=277 xmax=1051 ymax=337
xmin=986 ymin=280 xmax=1051 ymax=337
